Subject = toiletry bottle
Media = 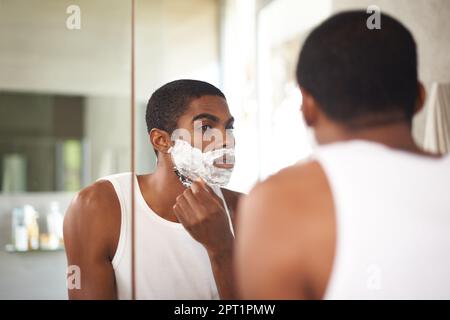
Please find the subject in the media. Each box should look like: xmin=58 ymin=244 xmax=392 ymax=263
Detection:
xmin=46 ymin=201 xmax=63 ymax=250
xmin=24 ymin=205 xmax=39 ymax=250
xmin=12 ymin=207 xmax=28 ymax=252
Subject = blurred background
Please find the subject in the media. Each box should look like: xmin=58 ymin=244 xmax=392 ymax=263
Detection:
xmin=0 ymin=0 xmax=449 ymax=299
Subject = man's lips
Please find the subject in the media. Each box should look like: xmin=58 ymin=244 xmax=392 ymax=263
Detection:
xmin=213 ymin=163 xmax=234 ymax=169
xmin=213 ymin=155 xmax=235 ymax=169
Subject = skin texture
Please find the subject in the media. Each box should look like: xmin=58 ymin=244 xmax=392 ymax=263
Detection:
xmin=64 ymin=95 xmax=243 ymax=300
xmin=235 ymin=82 xmax=441 ymax=299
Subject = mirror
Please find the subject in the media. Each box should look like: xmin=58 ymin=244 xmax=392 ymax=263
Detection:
xmin=1 ymin=0 xmax=449 ymax=300
xmin=0 ymin=0 xmax=131 ymax=299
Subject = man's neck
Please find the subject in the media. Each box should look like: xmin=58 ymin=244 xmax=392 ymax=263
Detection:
xmin=316 ymin=120 xmax=428 ymax=155
xmin=140 ymin=158 xmax=186 ymax=222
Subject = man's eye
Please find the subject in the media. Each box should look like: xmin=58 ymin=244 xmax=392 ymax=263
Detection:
xmin=201 ymin=124 xmax=212 ymax=131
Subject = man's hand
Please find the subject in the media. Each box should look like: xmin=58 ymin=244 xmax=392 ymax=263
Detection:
xmin=173 ymin=178 xmax=234 ymax=255
xmin=173 ymin=178 xmax=236 ymax=299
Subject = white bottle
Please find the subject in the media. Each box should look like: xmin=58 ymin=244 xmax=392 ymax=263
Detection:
xmin=46 ymin=201 xmax=63 ymax=249
xmin=15 ymin=226 xmax=28 ymax=251
xmin=24 ymin=205 xmax=39 ymax=250
xmin=12 ymin=207 xmax=28 ymax=252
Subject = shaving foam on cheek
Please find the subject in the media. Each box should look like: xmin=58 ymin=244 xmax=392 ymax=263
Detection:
xmin=168 ymin=139 xmax=234 ymax=187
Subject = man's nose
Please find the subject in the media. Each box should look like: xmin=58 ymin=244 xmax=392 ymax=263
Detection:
xmin=223 ymin=130 xmax=235 ymax=149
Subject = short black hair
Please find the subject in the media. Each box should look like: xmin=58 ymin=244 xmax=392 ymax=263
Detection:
xmin=146 ymin=79 xmax=226 ymax=134
xmin=296 ymin=11 xmax=419 ymax=126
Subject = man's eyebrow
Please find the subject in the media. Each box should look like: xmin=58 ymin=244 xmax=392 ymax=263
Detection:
xmin=226 ymin=116 xmax=235 ymax=126
xmin=192 ymin=113 xmax=220 ymax=122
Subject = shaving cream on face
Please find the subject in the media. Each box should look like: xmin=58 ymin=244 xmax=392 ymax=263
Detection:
xmin=168 ymin=139 xmax=234 ymax=187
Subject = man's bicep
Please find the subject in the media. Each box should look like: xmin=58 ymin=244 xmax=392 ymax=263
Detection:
xmin=64 ymin=188 xmax=118 ymax=299
xmin=65 ymin=248 xmax=117 ymax=299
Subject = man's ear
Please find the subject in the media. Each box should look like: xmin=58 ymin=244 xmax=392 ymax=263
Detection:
xmin=299 ymin=87 xmax=319 ymax=127
xmin=149 ymin=128 xmax=172 ymax=154
xmin=414 ymin=82 xmax=426 ymax=115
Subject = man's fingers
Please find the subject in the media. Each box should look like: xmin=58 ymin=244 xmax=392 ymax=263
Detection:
xmin=173 ymin=202 xmax=182 ymax=218
xmin=173 ymin=194 xmax=193 ymax=225
xmin=191 ymin=179 xmax=224 ymax=207
xmin=195 ymin=178 xmax=215 ymax=195
xmin=173 ymin=203 xmax=185 ymax=224
xmin=182 ymin=188 xmax=203 ymax=217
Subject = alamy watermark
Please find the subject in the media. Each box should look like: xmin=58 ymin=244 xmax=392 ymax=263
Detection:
xmin=66 ymin=5 xmax=81 ymax=30
xmin=67 ymin=265 xmax=81 ymax=290
xmin=366 ymin=5 xmax=381 ymax=30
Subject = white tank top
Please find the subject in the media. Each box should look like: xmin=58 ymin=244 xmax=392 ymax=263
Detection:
xmin=98 ymin=172 xmax=234 ymax=300
xmin=314 ymin=140 xmax=450 ymax=299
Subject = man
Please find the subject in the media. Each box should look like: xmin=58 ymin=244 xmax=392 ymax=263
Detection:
xmin=64 ymin=79 xmax=242 ymax=299
xmin=236 ymin=11 xmax=450 ymax=299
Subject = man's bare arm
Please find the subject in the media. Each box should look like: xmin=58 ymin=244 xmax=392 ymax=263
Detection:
xmin=235 ymin=161 xmax=336 ymax=299
xmin=63 ymin=181 xmax=120 ymax=299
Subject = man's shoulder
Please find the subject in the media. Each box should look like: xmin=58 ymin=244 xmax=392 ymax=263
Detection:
xmin=63 ymin=179 xmax=122 ymax=285
xmin=256 ymin=159 xmax=326 ymax=195
xmin=237 ymin=159 xmax=336 ymax=299
xmin=65 ymin=179 xmax=121 ymax=228
xmin=64 ymin=179 xmax=121 ymax=257
xmin=244 ymin=159 xmax=332 ymax=222
xmin=76 ymin=179 xmax=118 ymax=209
xmin=74 ymin=171 xmax=133 ymax=211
